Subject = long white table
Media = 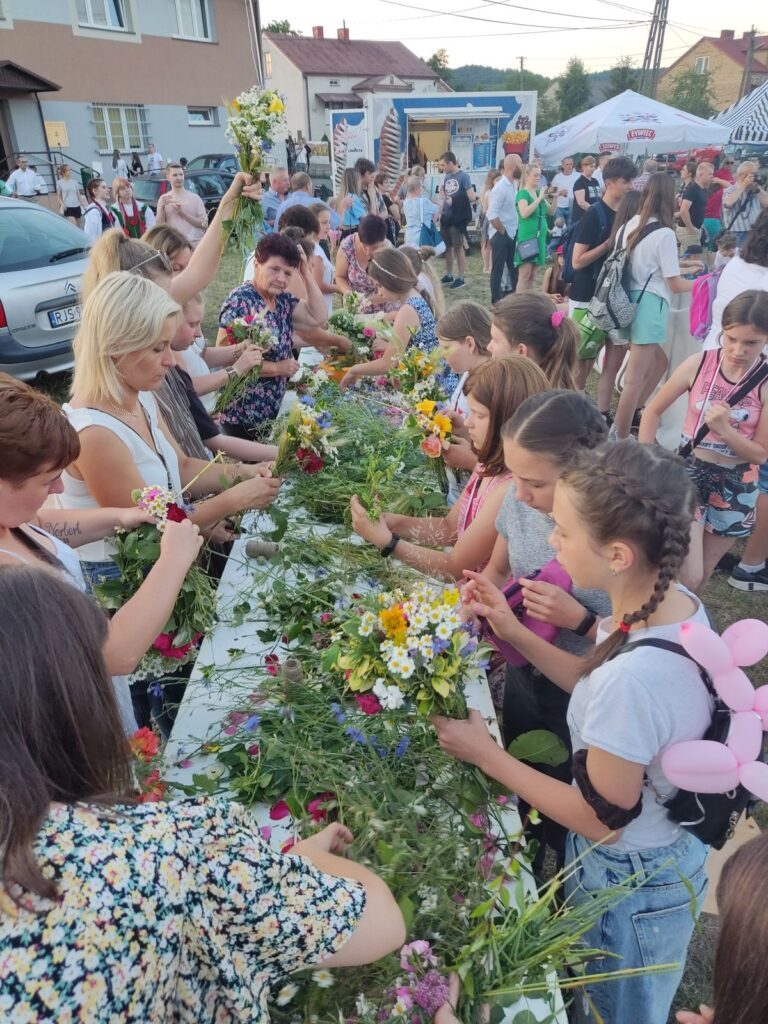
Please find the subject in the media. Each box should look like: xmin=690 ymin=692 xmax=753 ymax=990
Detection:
xmin=166 ymin=512 xmax=565 ymax=1022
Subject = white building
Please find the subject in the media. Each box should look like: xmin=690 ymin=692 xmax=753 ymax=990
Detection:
xmin=263 ymin=27 xmax=449 ymax=142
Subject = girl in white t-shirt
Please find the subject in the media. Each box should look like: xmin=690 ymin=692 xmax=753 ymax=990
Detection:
xmin=704 ymin=214 xmax=768 ymax=350
xmin=613 ymin=173 xmax=697 ymax=440
xmin=434 ymin=440 xmax=711 ymax=1024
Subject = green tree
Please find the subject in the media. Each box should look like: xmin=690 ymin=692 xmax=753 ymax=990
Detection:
xmin=265 ymin=20 xmax=301 ymax=35
xmin=536 ymin=91 xmax=560 ymax=134
xmin=603 ymin=56 xmax=639 ymax=100
xmin=663 ymin=67 xmax=717 ymax=119
xmin=427 ymin=49 xmax=450 ymax=73
xmin=503 ymin=69 xmax=551 ymax=94
xmin=555 ymin=58 xmax=592 ymax=122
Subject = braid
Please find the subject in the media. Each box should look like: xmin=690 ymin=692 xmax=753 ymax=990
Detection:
xmin=566 ymin=443 xmax=694 ymax=675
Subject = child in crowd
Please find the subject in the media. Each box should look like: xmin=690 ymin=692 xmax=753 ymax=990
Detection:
xmin=349 ymin=356 xmax=548 ymax=579
xmin=714 ymin=231 xmax=738 ymax=271
xmin=338 ymin=249 xmax=457 ymax=392
xmin=399 ymin=245 xmax=446 ymax=320
xmin=639 ymin=290 xmax=768 ymax=590
xmin=435 ymin=440 xmax=711 ymax=1024
xmin=547 ymin=215 xmax=566 ymax=257
xmin=487 ymin=291 xmax=579 ymax=390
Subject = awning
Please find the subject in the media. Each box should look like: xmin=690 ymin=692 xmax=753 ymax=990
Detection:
xmin=315 ymin=93 xmax=361 ymax=105
xmin=403 ymin=106 xmax=504 ymax=120
xmin=714 ymin=81 xmax=768 ymax=144
xmin=0 ymin=61 xmax=60 ymax=93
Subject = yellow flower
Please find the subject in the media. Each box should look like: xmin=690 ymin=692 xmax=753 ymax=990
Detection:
xmin=415 ymin=399 xmax=437 ymax=416
xmin=432 ymin=413 xmax=452 ymax=439
xmin=231 ymin=99 xmax=241 ymax=112
xmin=268 ymin=95 xmax=285 ymax=114
xmin=443 ymin=587 xmax=460 ymax=607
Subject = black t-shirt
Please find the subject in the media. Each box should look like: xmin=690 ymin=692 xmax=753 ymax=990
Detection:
xmin=569 ymin=200 xmax=615 ymax=303
xmin=177 ymin=364 xmax=220 ymax=442
xmin=570 ymin=174 xmax=601 ymax=225
xmin=682 ymin=182 xmax=707 ymax=229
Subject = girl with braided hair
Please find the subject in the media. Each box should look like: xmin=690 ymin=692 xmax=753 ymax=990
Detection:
xmin=433 ymin=439 xmax=712 ymax=1024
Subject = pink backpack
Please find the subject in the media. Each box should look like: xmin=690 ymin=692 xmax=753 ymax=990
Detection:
xmin=689 ymin=266 xmax=724 ymax=341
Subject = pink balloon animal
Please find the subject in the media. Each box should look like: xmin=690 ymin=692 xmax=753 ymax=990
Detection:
xmin=661 ymin=619 xmax=768 ymax=801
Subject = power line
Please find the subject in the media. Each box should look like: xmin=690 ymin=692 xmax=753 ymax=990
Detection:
xmin=375 ymin=0 xmax=648 ymax=30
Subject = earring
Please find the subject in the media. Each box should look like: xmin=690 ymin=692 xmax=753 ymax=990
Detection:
xmin=609 ymin=567 xmax=618 ymax=576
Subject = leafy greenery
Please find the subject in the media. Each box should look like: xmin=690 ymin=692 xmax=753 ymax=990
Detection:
xmin=555 ymin=59 xmax=592 ymax=122
xmin=603 ymin=57 xmax=639 ymax=100
xmin=264 ymin=19 xmax=301 ymax=34
xmin=662 ymin=67 xmax=718 ymax=119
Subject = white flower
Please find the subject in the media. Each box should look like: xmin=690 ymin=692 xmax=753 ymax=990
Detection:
xmin=356 ymin=994 xmax=373 ymax=1017
xmin=391 ymin=998 xmax=411 ymax=1017
xmin=374 ymin=680 xmax=406 ymax=710
xmin=393 ymin=655 xmax=415 ymax=680
xmin=418 ymin=636 xmax=434 ymax=661
xmin=428 ymin=606 xmax=444 ymax=625
xmin=275 ymin=983 xmax=299 ymax=1006
xmin=435 ymin=622 xmax=452 ymax=640
xmin=311 ymin=969 xmax=335 ymax=988
xmin=409 ymin=611 xmax=428 ymax=632
xmin=359 ymin=612 xmax=377 ymax=637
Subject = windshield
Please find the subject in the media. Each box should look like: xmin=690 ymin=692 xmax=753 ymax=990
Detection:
xmin=0 ymin=206 xmax=90 ymax=272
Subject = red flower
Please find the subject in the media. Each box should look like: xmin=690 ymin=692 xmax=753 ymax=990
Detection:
xmin=138 ymin=769 xmax=166 ymax=803
xmin=130 ymin=726 xmax=159 ymax=762
xmin=166 ymin=502 xmax=188 ymax=523
xmin=295 ymin=448 xmax=324 ymax=474
xmin=269 ymin=799 xmax=292 ymax=821
xmin=264 ymin=653 xmax=280 ymax=677
xmin=307 ymin=791 xmax=336 ymax=823
xmin=247 ymin=743 xmax=260 ymax=757
xmin=153 ymin=631 xmax=203 ymax=659
xmin=355 ymin=693 xmax=382 ymax=716
xmin=281 ymin=837 xmax=297 ymax=853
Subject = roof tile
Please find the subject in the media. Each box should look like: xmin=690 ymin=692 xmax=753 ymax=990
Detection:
xmin=265 ymin=34 xmax=438 ymax=79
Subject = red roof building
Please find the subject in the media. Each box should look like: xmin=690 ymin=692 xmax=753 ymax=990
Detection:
xmin=659 ymin=29 xmax=768 ymax=110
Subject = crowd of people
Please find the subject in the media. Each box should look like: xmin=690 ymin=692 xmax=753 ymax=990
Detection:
xmin=1 ymin=144 xmax=768 ymax=1024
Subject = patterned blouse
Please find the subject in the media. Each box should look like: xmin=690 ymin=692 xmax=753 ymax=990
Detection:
xmin=340 ymin=235 xmax=399 ymax=315
xmin=218 ymin=284 xmax=299 ymax=430
xmin=405 ymin=295 xmax=459 ymax=394
xmin=0 ymin=798 xmax=365 ymax=1023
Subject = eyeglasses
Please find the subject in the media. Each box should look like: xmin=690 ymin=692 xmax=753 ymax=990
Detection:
xmin=130 ymin=250 xmax=173 ymax=275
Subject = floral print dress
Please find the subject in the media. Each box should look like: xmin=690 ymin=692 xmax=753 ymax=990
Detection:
xmin=0 ymin=798 xmax=365 ymax=1023
xmin=340 ymin=235 xmax=399 ymax=315
xmin=219 ymin=284 xmax=299 ymax=431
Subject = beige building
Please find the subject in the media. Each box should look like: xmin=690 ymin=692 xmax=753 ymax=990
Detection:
xmin=263 ymin=27 xmax=448 ymax=141
xmin=658 ymin=29 xmax=768 ymax=111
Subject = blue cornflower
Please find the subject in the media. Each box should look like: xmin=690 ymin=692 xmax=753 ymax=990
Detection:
xmin=370 ymin=735 xmax=388 ymax=759
xmin=331 ymin=703 xmax=346 ymax=724
xmin=345 ymin=726 xmax=367 ymax=745
xmin=148 ymin=680 xmax=164 ymax=697
xmin=432 ymin=636 xmax=451 ymax=655
xmin=460 ymin=639 xmax=478 ymax=657
xmin=244 ymin=715 xmax=261 ymax=731
xmin=316 ymin=412 xmax=332 ymax=428
xmin=299 ymin=395 xmax=316 ymax=406
xmin=394 ymin=736 xmax=411 ymax=759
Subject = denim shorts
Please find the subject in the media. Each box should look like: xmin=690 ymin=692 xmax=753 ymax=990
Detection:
xmin=81 ymin=558 xmax=121 ymax=591
xmin=564 ymin=830 xmax=708 ymax=1024
xmin=619 ymin=290 xmax=670 ymax=345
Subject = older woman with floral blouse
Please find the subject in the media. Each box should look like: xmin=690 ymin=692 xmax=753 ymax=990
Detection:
xmin=216 ymin=233 xmax=328 ymax=439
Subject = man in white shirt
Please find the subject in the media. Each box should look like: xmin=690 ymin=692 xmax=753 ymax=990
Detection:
xmin=551 ymin=157 xmax=579 ymax=226
xmin=7 ymin=156 xmax=42 ymax=199
xmin=592 ymin=153 xmax=611 ymax=192
xmin=147 ymin=144 xmax=164 ymax=172
xmin=487 ymin=153 xmax=521 ymax=302
xmin=155 ymin=163 xmax=208 ymax=246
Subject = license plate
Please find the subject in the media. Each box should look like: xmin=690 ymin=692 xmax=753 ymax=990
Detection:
xmin=48 ymin=304 xmax=82 ymax=328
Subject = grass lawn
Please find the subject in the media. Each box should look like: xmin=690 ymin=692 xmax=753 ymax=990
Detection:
xmin=37 ymin=241 xmax=766 ymax=1020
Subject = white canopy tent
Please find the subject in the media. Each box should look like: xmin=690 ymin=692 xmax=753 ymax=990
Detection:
xmin=534 ymin=89 xmax=729 ymax=162
xmin=714 ymin=81 xmax=768 ymax=145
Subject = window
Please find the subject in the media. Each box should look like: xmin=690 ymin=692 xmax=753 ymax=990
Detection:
xmin=173 ymin=0 xmax=211 ymax=40
xmin=92 ymin=103 xmax=149 ymax=154
xmin=265 ymin=52 xmax=272 ymax=78
xmin=76 ymin=0 xmax=130 ymax=30
xmin=694 ymin=55 xmax=710 ymax=74
xmin=188 ymin=106 xmax=218 ymax=126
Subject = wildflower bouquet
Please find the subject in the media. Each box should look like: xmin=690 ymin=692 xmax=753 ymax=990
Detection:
xmin=214 ymin=310 xmax=279 ymax=413
xmin=93 ymin=486 xmax=216 ymax=678
xmin=224 ymin=84 xmax=287 ymax=253
xmin=331 ymin=581 xmax=490 ymax=717
xmin=130 ymin=727 xmax=167 ymax=803
xmin=272 ymin=397 xmax=341 ymax=476
xmin=405 ymin=398 xmax=452 ymax=492
xmin=387 ymin=346 xmax=446 ymax=404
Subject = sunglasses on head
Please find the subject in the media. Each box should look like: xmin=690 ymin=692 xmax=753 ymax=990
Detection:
xmin=130 ymin=250 xmax=173 ymax=275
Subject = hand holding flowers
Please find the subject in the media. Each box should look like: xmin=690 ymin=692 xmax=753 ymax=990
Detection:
xmin=431 ymin=708 xmax=497 ymax=770
xmin=349 ymin=494 xmax=393 ymax=550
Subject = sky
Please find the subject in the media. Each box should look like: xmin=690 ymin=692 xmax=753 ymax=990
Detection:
xmin=259 ymin=1 xmax=758 ymax=78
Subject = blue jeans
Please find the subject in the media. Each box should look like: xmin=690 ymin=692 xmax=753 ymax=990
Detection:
xmin=81 ymin=558 xmax=121 ymax=590
xmin=565 ymin=830 xmax=708 ymax=1024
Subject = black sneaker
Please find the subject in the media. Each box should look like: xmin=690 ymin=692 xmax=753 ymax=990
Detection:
xmin=449 ymin=277 xmax=466 ymax=289
xmin=440 ymin=274 xmax=454 ymax=284
xmin=728 ymin=565 xmax=768 ymax=592
xmin=629 ymin=407 xmax=644 ymax=437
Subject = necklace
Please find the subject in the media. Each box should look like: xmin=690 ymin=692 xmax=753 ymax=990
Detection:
xmin=105 ymin=399 xmax=141 ymax=418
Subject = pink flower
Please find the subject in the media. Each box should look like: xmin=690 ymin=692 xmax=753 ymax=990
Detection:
xmin=319 ymin=612 xmax=333 ymax=623
xmin=152 ymin=631 xmax=203 ymax=659
xmin=363 ymin=326 xmax=376 ymax=338
xmin=355 ymin=693 xmax=382 ymax=716
xmin=264 ymin=653 xmax=280 ymax=677
xmin=281 ymin=837 xmax=297 ymax=853
xmin=400 ymin=940 xmax=437 ymax=973
xmin=307 ymin=791 xmax=336 ymax=823
xmin=269 ymin=799 xmax=291 ymax=821
xmin=247 ymin=743 xmax=260 ymax=757
xmin=178 ymin=758 xmax=193 ymax=769
xmin=259 ymin=826 xmax=272 ymax=841
xmin=224 ymin=725 xmax=237 ymax=736
xmin=420 ymin=435 xmax=442 ymax=459
xmin=468 ymin=810 xmax=489 ymax=830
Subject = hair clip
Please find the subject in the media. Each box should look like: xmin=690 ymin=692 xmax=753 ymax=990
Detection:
xmin=551 ymin=310 xmax=566 ymax=329
xmin=618 ymin=620 xmax=631 ymax=634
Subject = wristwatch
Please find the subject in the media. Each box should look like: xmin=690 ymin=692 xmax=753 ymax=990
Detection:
xmin=225 ymin=366 xmax=237 ymax=382
xmin=380 ymin=533 xmax=401 ymax=558
xmin=574 ymin=608 xmax=597 ymax=637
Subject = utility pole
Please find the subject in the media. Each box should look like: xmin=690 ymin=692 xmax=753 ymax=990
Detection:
xmin=639 ymin=0 xmax=669 ymax=98
xmin=519 ymin=56 xmax=525 ymax=90
xmin=739 ymin=27 xmax=758 ymax=100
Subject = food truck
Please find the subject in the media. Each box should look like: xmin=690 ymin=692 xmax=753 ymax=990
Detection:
xmin=330 ymin=91 xmax=537 ymax=195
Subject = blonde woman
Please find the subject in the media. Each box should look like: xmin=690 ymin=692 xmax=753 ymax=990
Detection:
xmin=56 ymin=165 xmax=84 ymax=224
xmin=334 ymin=168 xmax=367 ymax=236
xmin=515 ymin=164 xmax=557 ymax=291
xmin=480 ymin=168 xmax=502 ymax=273
xmin=110 ymin=177 xmax=155 ymax=238
xmin=60 ymin=272 xmax=280 ymax=584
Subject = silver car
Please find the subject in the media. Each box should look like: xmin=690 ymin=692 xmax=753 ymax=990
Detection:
xmin=0 ymin=197 xmax=90 ymax=380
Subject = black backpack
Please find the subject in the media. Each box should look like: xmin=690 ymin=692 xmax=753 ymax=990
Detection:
xmin=561 ymin=202 xmax=609 ymax=286
xmin=609 ymin=637 xmax=762 ymax=850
